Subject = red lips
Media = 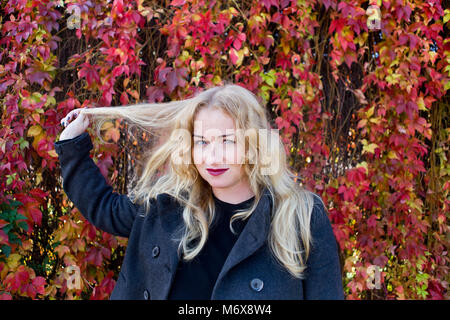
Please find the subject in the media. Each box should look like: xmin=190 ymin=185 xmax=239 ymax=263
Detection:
xmin=206 ymin=168 xmax=229 ymax=176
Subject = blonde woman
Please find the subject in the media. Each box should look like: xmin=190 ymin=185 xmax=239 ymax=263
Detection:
xmin=54 ymin=84 xmax=344 ymax=300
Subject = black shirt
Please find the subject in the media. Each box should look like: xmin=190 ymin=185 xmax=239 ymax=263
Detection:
xmin=168 ymin=193 xmax=255 ymax=300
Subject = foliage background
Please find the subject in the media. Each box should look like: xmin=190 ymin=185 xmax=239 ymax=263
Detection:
xmin=0 ymin=0 xmax=448 ymax=299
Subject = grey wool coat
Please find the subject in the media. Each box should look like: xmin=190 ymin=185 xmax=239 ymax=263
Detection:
xmin=54 ymin=132 xmax=344 ymax=300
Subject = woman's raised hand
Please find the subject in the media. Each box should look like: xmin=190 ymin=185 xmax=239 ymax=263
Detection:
xmin=59 ymin=107 xmax=90 ymax=141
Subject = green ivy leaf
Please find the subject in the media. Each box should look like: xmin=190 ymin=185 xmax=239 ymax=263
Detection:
xmin=1 ymin=245 xmax=11 ymax=258
xmin=444 ymin=9 xmax=450 ymax=24
xmin=260 ymin=69 xmax=276 ymax=87
xmin=18 ymin=221 xmax=29 ymax=231
xmin=6 ymin=173 xmax=17 ymax=185
xmin=8 ymin=232 xmax=21 ymax=245
xmin=14 ymin=137 xmax=30 ymax=150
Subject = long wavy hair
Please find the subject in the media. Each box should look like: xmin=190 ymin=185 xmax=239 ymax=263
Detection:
xmin=81 ymin=83 xmax=317 ymax=278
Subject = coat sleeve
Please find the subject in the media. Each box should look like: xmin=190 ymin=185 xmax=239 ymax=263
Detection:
xmin=303 ymin=195 xmax=345 ymax=299
xmin=54 ymin=132 xmax=138 ymax=237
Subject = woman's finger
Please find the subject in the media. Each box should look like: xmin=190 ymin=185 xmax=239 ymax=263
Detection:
xmin=60 ymin=107 xmax=86 ymax=126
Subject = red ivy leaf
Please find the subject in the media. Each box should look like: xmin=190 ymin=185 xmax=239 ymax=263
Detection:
xmin=166 ymin=67 xmax=187 ymax=92
xmin=86 ymin=247 xmax=104 ymax=267
xmin=229 ymin=48 xmax=239 ymax=65
xmin=367 ymin=214 xmax=378 ymax=228
xmin=120 ymin=91 xmax=129 ymax=105
xmin=338 ymin=185 xmax=356 ymax=202
xmin=322 ymin=0 xmax=336 ymax=10
xmin=0 ymin=219 xmax=9 ymax=228
xmin=15 ymin=193 xmax=43 ymax=226
xmin=97 ymin=154 xmax=113 ymax=181
xmin=32 ymin=276 xmax=46 ymax=295
xmin=157 ymin=67 xmax=171 ymax=83
xmin=0 ymin=230 xmax=9 ymax=245
xmin=329 ymin=18 xmax=346 ymax=34
xmin=146 ymin=86 xmax=165 ymax=102
xmin=78 ymin=63 xmax=101 ymax=87
xmin=261 ymin=0 xmax=279 ymax=11
xmin=25 ymin=67 xmax=52 ymax=86
xmin=233 ymin=33 xmax=246 ymax=50
xmin=170 ymin=0 xmax=186 ymax=6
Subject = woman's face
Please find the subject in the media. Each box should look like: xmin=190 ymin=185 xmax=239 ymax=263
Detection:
xmin=192 ymin=107 xmax=249 ymax=195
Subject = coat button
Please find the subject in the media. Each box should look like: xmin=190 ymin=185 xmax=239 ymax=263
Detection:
xmin=143 ymin=289 xmax=150 ymax=300
xmin=152 ymin=246 xmax=160 ymax=258
xmin=250 ymin=278 xmax=264 ymax=292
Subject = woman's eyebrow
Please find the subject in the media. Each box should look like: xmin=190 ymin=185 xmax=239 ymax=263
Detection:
xmin=192 ymin=134 xmax=235 ymax=138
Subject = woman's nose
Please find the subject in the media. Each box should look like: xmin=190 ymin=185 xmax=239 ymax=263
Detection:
xmin=204 ymin=142 xmax=225 ymax=164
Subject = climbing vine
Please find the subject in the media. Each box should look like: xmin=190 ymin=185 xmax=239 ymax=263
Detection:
xmin=0 ymin=0 xmax=448 ymax=299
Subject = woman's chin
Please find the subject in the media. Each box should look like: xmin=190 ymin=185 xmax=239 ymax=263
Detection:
xmin=202 ymin=176 xmax=231 ymax=188
xmin=206 ymin=180 xmax=229 ymax=188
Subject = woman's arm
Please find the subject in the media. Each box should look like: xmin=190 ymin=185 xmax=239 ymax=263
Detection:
xmin=54 ymin=132 xmax=138 ymax=237
xmin=303 ymin=196 xmax=345 ymax=299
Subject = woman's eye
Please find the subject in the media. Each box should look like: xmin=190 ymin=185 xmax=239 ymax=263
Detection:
xmin=194 ymin=140 xmax=235 ymax=145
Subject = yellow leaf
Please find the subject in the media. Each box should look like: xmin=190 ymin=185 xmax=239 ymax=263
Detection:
xmin=27 ymin=125 xmax=43 ymax=137
xmin=367 ymin=106 xmax=374 ymax=118
xmin=32 ymin=132 xmax=45 ymax=151
xmin=181 ymin=50 xmax=190 ymax=60
xmin=31 ymin=92 xmax=42 ymax=103
xmin=387 ymin=151 xmax=398 ymax=159
xmin=45 ymin=95 xmax=56 ymax=107
xmin=250 ymin=62 xmax=261 ymax=74
xmin=417 ymin=97 xmax=426 ymax=111
xmin=100 ymin=121 xmax=114 ymax=131
xmin=369 ymin=117 xmax=381 ymax=124
xmin=229 ymin=7 xmax=238 ymax=16
xmin=105 ymin=127 xmax=121 ymax=143
xmin=123 ymin=77 xmax=130 ymax=88
xmin=235 ymin=49 xmax=244 ymax=66
xmin=7 ymin=253 xmax=22 ymax=269
xmin=35 ymin=171 xmax=43 ymax=185
xmin=362 ymin=142 xmax=378 ymax=154
xmin=281 ymin=37 xmax=290 ymax=55
xmin=389 ymin=58 xmax=399 ymax=68
xmin=31 ymin=113 xmax=41 ymax=122
xmin=429 ymin=51 xmax=437 ymax=64
xmin=48 ymin=149 xmax=58 ymax=158
xmin=212 ymin=75 xmax=221 ymax=85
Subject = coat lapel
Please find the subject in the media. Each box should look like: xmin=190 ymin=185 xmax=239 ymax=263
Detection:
xmin=158 ymin=198 xmax=184 ymax=300
xmin=158 ymin=188 xmax=274 ymax=300
xmin=211 ymin=188 xmax=273 ymax=297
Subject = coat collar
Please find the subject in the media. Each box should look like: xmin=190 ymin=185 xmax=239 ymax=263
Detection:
xmin=159 ymin=187 xmax=274 ymax=299
xmin=211 ymin=187 xmax=273 ymax=298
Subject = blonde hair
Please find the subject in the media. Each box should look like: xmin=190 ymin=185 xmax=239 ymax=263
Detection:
xmin=81 ymin=84 xmax=317 ymax=278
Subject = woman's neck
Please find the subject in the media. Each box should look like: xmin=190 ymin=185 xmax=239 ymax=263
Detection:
xmin=212 ymin=182 xmax=255 ymax=204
